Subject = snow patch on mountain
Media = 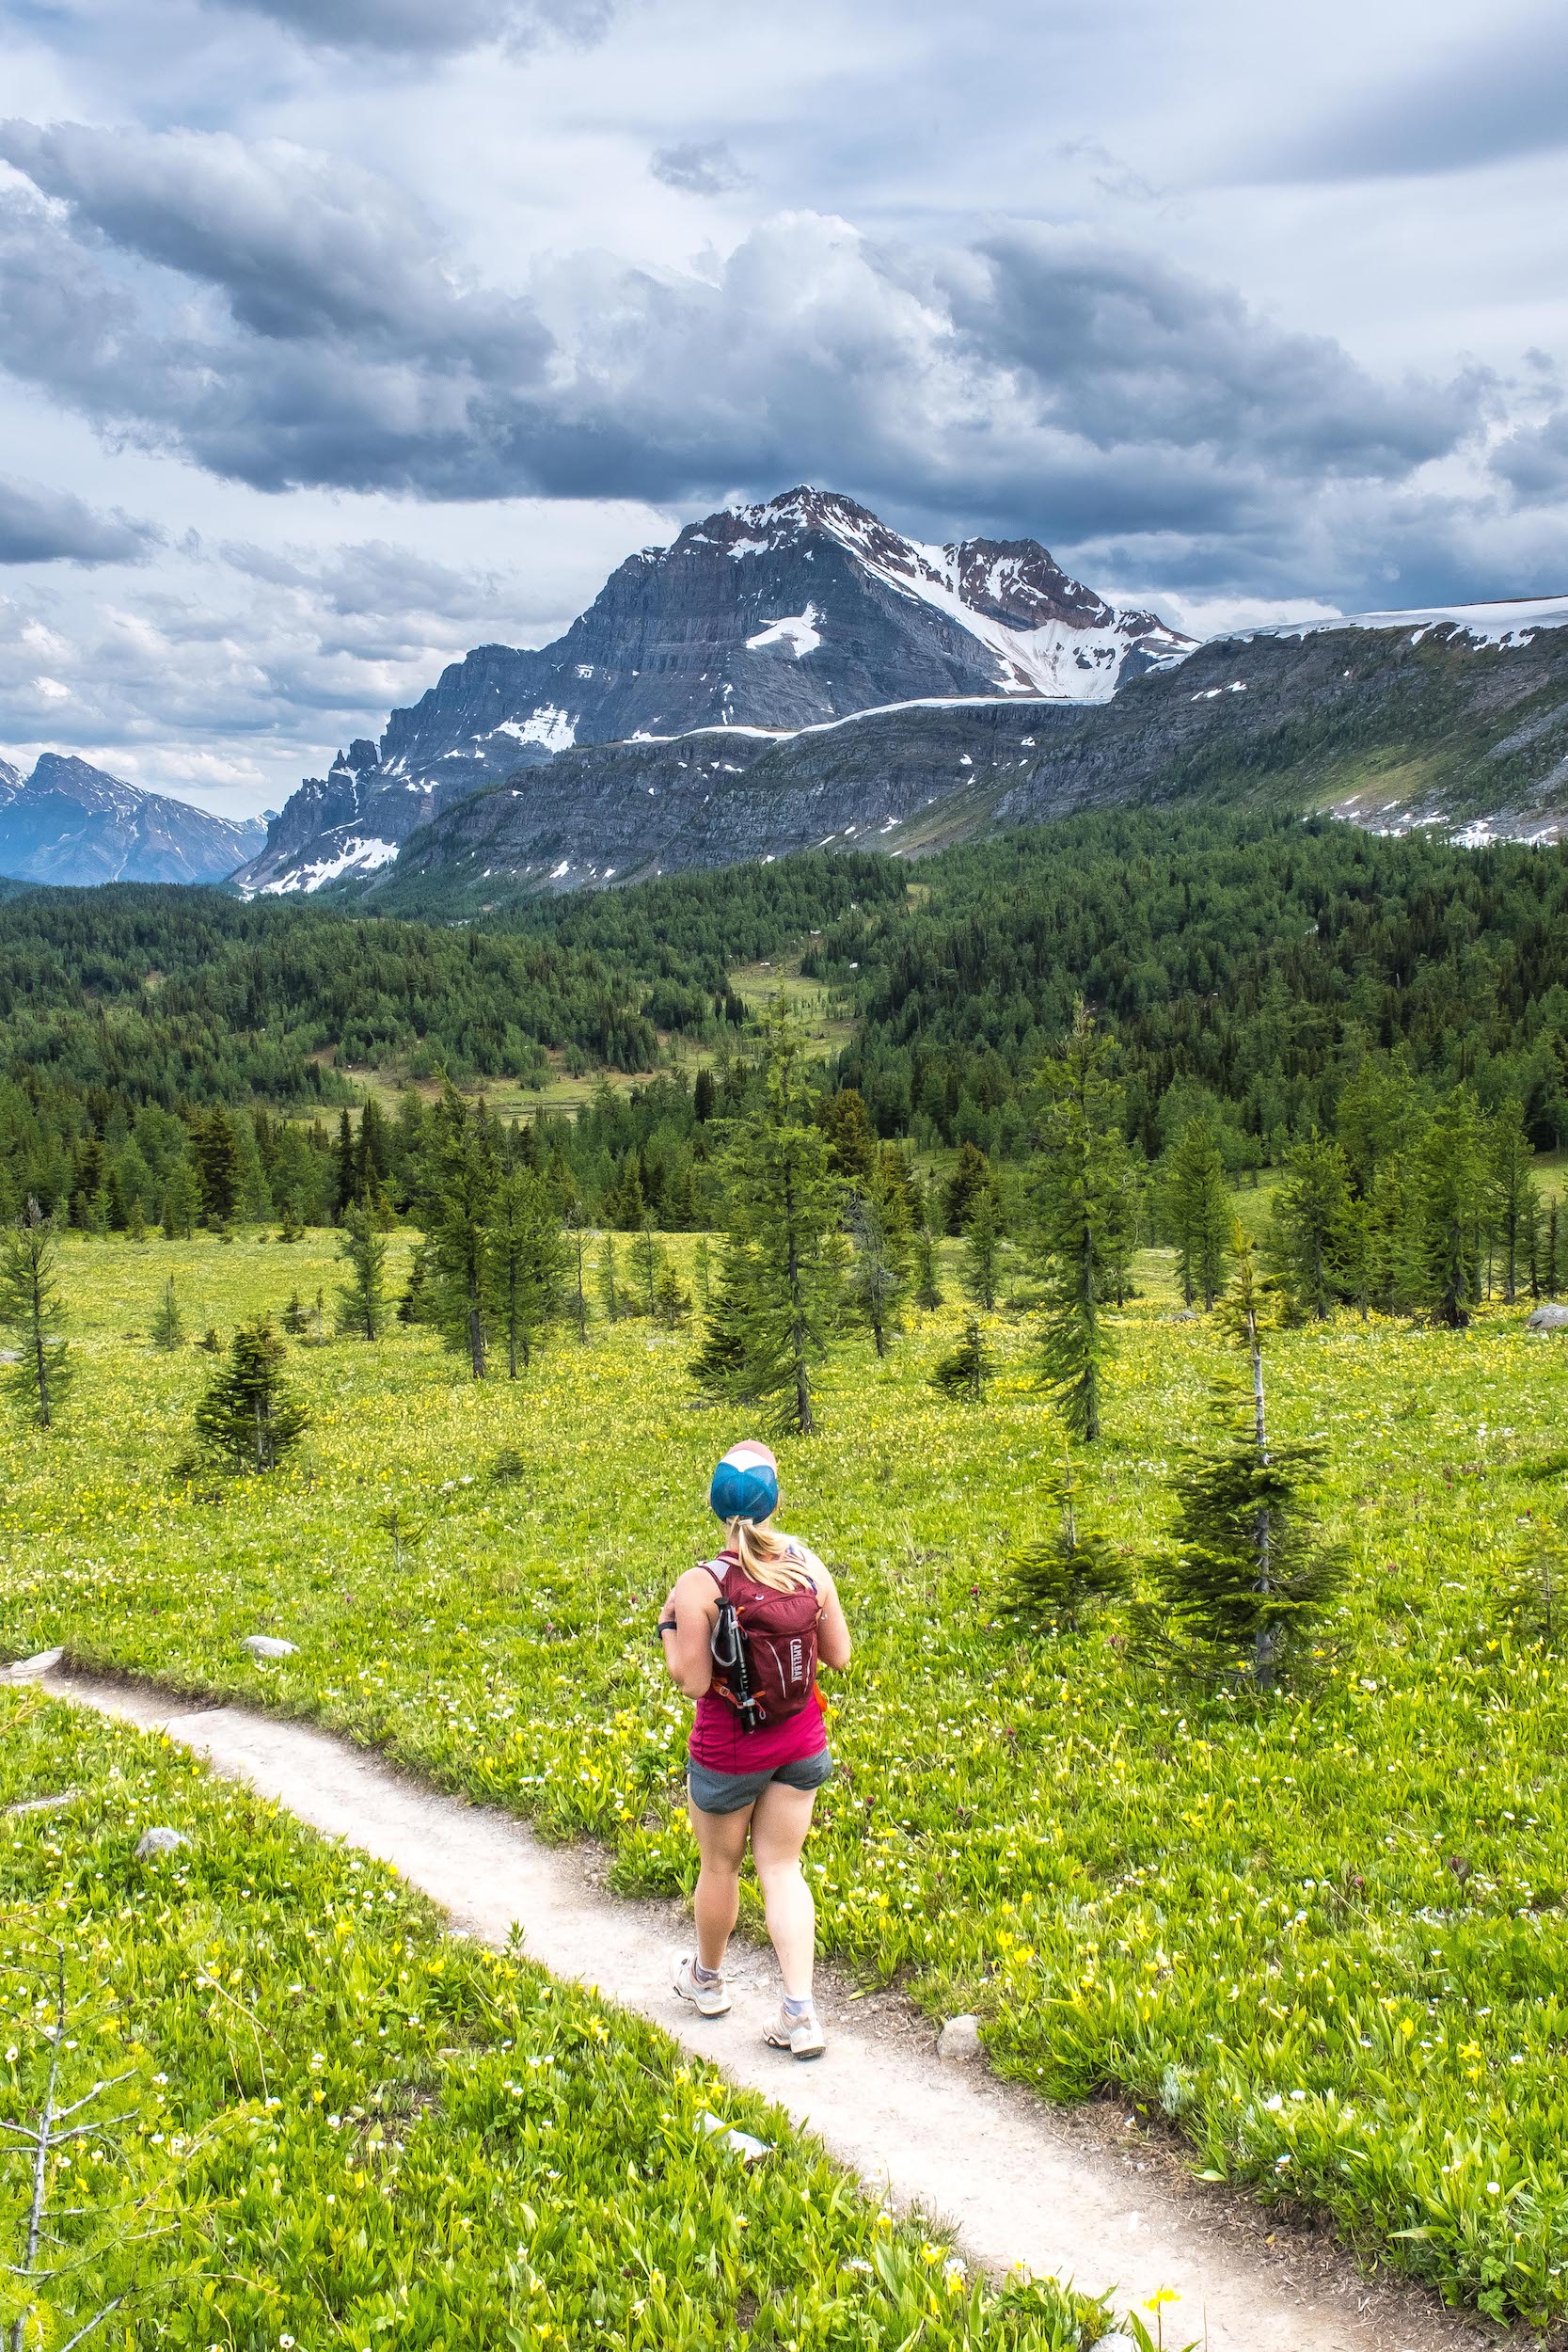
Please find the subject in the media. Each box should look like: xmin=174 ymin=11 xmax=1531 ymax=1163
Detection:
xmin=1236 ymin=595 xmax=1568 ymax=649
xmin=746 ymin=606 xmax=823 ymax=658
xmin=491 ymin=705 xmax=577 ymax=752
xmin=259 ymin=835 xmax=400 ymax=894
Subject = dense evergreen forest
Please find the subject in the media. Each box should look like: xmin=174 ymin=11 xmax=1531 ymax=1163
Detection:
xmin=1 ymin=809 xmax=1566 ymax=1234
xmin=811 ymin=812 xmax=1568 ymax=1160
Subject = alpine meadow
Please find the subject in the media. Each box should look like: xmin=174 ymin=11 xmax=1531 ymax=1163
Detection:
xmin=8 ymin=4 xmax=1568 ymax=2336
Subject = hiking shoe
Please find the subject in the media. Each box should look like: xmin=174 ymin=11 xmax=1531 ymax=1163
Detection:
xmin=673 ymin=1954 xmax=731 ymax=2018
xmin=765 ymin=1999 xmax=826 ymax=2060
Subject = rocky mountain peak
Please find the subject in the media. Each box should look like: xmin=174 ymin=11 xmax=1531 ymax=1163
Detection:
xmin=0 ymin=752 xmax=264 ymax=886
xmin=232 ymin=485 xmax=1196 ymax=898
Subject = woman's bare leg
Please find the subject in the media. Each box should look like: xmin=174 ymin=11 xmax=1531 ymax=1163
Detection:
xmin=688 ymin=1798 xmax=753 ymax=1973
xmin=749 ymin=1781 xmax=819 ymax=1999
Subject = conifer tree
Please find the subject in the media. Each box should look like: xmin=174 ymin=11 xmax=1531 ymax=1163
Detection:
xmin=1367 ymin=1152 xmax=1425 ymax=1313
xmin=397 ymin=1246 xmax=433 ymax=1327
xmin=1029 ymin=1003 xmax=1134 ymax=1442
xmin=706 ymin=1007 xmax=844 ymax=1435
xmin=1269 ymin=1128 xmax=1353 ymax=1320
xmin=0 ymin=1200 xmax=71 ymax=1430
xmin=277 ymin=1192 xmax=305 ymax=1244
xmin=192 ymin=1109 xmax=243 ymax=1228
xmin=124 ymin=1196 xmax=147 ymax=1244
xmin=692 ymin=1232 xmax=712 ymax=1311
xmin=281 ymin=1288 xmax=309 ymax=1336
xmin=1418 ymin=1088 xmax=1487 ymax=1327
xmin=1334 ymin=1190 xmax=1377 ymax=1318
xmin=486 ymin=1169 xmax=566 ymax=1375
xmin=942 ymin=1141 xmax=995 ymax=1236
xmin=1135 ymin=1221 xmax=1343 ymax=1692
xmin=564 ymin=1212 xmax=593 ymax=1342
xmin=596 ymin=1232 xmax=622 ymax=1324
xmin=335 ymin=1201 xmax=388 ymax=1340
xmin=815 ymin=1088 xmax=879 ymax=1184
xmin=689 ymin=1238 xmax=760 ymax=1398
xmin=334 ymin=1109 xmax=358 ymax=1213
xmin=192 ymin=1318 xmax=309 ymax=1473
xmin=627 ymin=1216 xmax=664 ymax=1319
xmin=1003 ymin=1456 xmax=1128 ymax=1631
xmin=655 ymin=1259 xmax=692 ymax=1328
xmin=846 ymin=1178 xmax=909 ymax=1358
xmin=1162 ymin=1116 xmax=1231 ymax=1309
xmin=959 ymin=1191 xmax=1003 ymax=1311
xmin=423 ymin=1092 xmax=496 ymax=1378
xmin=929 ymin=1311 xmax=994 ymax=1403
xmin=160 ymin=1161 xmax=199 ymax=1242
xmin=150 ymin=1277 xmax=184 ymax=1352
xmin=911 ymin=1218 xmax=943 ymax=1311
xmin=1487 ymin=1098 xmax=1540 ymax=1306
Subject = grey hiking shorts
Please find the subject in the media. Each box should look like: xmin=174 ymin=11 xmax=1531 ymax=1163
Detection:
xmin=686 ymin=1749 xmax=834 ymax=1815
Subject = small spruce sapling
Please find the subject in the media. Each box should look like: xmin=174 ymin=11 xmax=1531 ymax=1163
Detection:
xmin=375 ymin=1502 xmax=424 ymax=1572
xmin=655 ymin=1260 xmax=691 ymax=1328
xmin=1498 ymin=1520 xmax=1568 ymax=1649
xmin=191 ymin=1319 xmax=309 ymax=1474
xmin=150 ymin=1278 xmax=184 ymax=1352
xmin=1134 ymin=1221 xmax=1345 ymax=1692
xmin=1002 ymin=1454 xmax=1128 ymax=1633
xmin=929 ymin=1311 xmax=994 ymax=1403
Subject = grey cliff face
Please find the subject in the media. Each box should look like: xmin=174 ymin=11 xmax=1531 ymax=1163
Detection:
xmin=234 ymin=486 xmax=1192 ymax=898
xmin=366 ymin=613 xmax=1568 ymax=914
xmin=0 ymin=753 xmax=264 ymax=887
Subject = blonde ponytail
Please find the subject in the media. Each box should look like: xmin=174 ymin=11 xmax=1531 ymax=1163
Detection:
xmin=726 ymin=1516 xmax=816 ymax=1592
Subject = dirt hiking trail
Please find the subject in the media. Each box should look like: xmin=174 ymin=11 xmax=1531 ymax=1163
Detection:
xmin=45 ymin=1672 xmax=1504 ymax=2352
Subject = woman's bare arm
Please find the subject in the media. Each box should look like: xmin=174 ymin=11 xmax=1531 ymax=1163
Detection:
xmin=657 ymin=1565 xmax=719 ymax=1699
xmin=813 ymin=1566 xmax=852 ymax=1672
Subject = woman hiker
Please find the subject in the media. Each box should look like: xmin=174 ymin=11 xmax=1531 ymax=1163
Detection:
xmin=657 ymin=1438 xmax=851 ymax=2060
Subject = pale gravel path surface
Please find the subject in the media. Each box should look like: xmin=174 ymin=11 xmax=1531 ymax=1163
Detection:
xmin=45 ymin=1672 xmax=1504 ymax=2352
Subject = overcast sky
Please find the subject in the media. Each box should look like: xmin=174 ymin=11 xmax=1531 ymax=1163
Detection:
xmin=3 ymin=0 xmax=1567 ymax=815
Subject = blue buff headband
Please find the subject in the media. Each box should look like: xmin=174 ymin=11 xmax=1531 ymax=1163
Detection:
xmin=710 ymin=1458 xmax=779 ymax=1522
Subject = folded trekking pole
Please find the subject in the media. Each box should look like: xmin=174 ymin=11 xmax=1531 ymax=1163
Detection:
xmin=709 ymin=1594 xmax=762 ymax=1733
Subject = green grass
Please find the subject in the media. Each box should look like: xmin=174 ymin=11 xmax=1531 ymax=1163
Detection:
xmin=6 ymin=1232 xmax=1568 ymax=2323
xmin=729 ymin=961 xmax=856 ymax=1061
xmin=1 ymin=1692 xmax=1105 ymax=2350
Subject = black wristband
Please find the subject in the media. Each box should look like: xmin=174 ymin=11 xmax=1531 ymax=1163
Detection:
xmin=657 ymin=1618 xmax=677 ymax=1636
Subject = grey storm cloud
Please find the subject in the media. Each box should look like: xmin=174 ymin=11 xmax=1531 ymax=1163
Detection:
xmin=203 ymin=0 xmax=614 ymax=57
xmin=0 ymin=474 xmax=158 ymax=565
xmin=650 ymin=138 xmax=750 ymax=196
xmin=0 ymin=121 xmax=1500 ymax=589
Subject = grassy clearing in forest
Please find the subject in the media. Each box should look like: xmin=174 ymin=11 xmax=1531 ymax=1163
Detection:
xmin=6 ymin=1233 xmax=1568 ymax=2324
xmin=1 ymin=1694 xmax=1103 ymax=2350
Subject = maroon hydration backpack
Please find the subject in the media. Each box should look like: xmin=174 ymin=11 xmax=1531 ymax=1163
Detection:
xmin=704 ymin=1549 xmax=820 ymax=1733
